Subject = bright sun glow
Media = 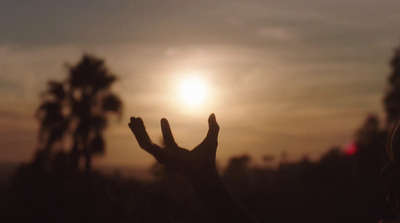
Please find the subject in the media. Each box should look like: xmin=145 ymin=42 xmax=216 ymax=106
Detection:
xmin=178 ymin=76 xmax=208 ymax=107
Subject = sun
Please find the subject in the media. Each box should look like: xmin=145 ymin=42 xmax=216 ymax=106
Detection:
xmin=178 ymin=76 xmax=208 ymax=107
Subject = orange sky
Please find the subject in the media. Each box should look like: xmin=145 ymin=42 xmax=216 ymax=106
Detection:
xmin=0 ymin=0 xmax=399 ymax=168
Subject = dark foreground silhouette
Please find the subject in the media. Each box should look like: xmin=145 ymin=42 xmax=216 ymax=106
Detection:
xmin=127 ymin=113 xmax=399 ymax=223
xmin=128 ymin=114 xmax=259 ymax=222
xmin=127 ymin=114 xmax=400 ymax=223
xmin=381 ymin=121 xmax=400 ymax=222
xmin=0 ymin=127 xmax=393 ymax=223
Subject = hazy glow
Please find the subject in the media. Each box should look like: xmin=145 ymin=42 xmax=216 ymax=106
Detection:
xmin=178 ymin=76 xmax=208 ymax=107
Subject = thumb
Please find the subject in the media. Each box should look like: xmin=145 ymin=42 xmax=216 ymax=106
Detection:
xmin=205 ymin=113 xmax=219 ymax=143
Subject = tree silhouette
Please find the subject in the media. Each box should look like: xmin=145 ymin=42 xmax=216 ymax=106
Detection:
xmin=36 ymin=54 xmax=122 ymax=173
xmin=36 ymin=81 xmax=69 ymax=170
xmin=384 ymin=46 xmax=400 ymax=128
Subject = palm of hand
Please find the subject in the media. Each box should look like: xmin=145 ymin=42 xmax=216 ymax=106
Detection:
xmin=128 ymin=114 xmax=220 ymax=183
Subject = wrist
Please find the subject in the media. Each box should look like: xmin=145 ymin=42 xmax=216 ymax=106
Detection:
xmin=190 ymin=176 xmax=224 ymax=196
xmin=187 ymin=169 xmax=221 ymax=188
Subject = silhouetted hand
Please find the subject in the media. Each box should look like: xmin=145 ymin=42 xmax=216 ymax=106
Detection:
xmin=129 ymin=113 xmax=259 ymax=222
xmin=128 ymin=114 xmax=220 ymax=184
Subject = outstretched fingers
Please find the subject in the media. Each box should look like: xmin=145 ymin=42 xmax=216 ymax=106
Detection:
xmin=193 ymin=113 xmax=220 ymax=157
xmin=161 ymin=118 xmax=178 ymax=149
xmin=128 ymin=117 xmax=148 ymax=149
xmin=205 ymin=113 xmax=220 ymax=144
xmin=129 ymin=117 xmax=161 ymax=156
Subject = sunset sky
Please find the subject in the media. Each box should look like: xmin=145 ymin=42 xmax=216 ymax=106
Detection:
xmin=1 ymin=0 xmax=400 ymax=168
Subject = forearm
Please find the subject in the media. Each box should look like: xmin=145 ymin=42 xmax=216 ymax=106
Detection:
xmin=191 ymin=179 xmax=259 ymax=223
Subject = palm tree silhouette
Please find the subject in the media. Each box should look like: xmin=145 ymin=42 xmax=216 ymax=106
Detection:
xmin=68 ymin=55 xmax=122 ymax=172
xmin=36 ymin=54 xmax=122 ymax=173
xmin=36 ymin=81 xmax=68 ymax=153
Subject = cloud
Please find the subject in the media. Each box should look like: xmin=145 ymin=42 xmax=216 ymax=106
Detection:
xmin=257 ymin=27 xmax=299 ymax=42
xmin=1 ymin=0 xmax=399 ymax=52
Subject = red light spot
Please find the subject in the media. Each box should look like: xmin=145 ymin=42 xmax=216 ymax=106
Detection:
xmin=345 ymin=143 xmax=357 ymax=156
